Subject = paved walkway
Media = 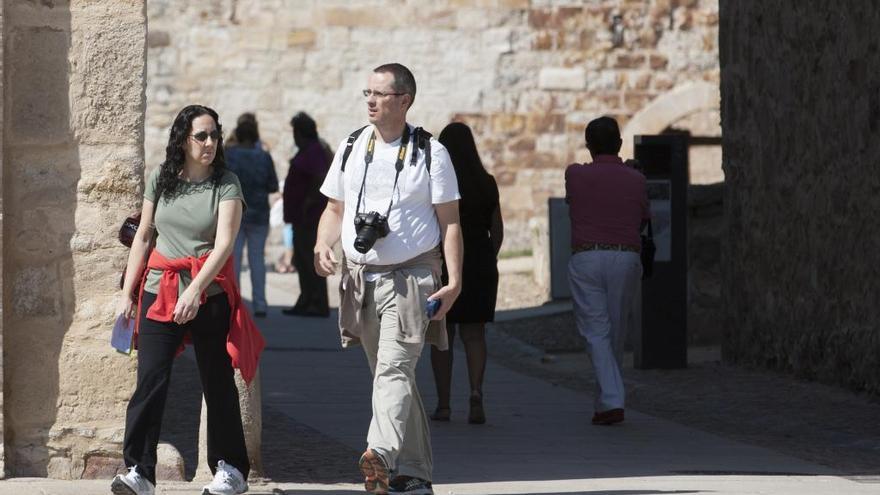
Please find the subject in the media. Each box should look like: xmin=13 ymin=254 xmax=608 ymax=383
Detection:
xmin=1 ymin=271 xmax=877 ymax=494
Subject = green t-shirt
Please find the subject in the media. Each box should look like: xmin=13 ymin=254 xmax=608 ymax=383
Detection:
xmin=143 ymin=167 xmax=246 ymax=296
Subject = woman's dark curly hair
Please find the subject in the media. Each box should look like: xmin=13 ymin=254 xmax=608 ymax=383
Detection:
xmin=156 ymin=105 xmax=227 ymax=199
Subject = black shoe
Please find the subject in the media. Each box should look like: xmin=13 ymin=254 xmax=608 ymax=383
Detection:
xmin=281 ymin=306 xmax=303 ymax=316
xmin=282 ymin=306 xmax=329 ymax=318
xmin=254 ymin=310 xmax=267 ymax=318
xmin=389 ymin=476 xmax=433 ymax=495
xmin=468 ymin=392 xmax=486 ymax=424
xmin=429 ymin=407 xmax=451 ymax=421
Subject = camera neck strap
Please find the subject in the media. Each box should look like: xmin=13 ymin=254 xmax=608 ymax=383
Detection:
xmin=356 ymin=125 xmax=412 ymax=218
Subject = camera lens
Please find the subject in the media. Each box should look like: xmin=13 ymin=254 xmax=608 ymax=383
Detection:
xmin=354 ymin=226 xmax=378 ymax=253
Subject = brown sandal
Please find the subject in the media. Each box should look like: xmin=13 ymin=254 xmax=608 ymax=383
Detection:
xmin=358 ymin=449 xmax=389 ymax=494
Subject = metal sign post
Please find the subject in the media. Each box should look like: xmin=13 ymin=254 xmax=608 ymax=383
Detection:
xmin=633 ymin=134 xmax=688 ymax=369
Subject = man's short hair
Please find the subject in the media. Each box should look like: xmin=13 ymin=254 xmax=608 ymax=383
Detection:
xmin=373 ymin=63 xmax=416 ymax=107
xmin=584 ymin=116 xmax=622 ymax=155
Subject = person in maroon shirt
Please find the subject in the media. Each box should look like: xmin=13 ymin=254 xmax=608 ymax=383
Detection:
xmin=565 ymin=116 xmax=650 ymax=426
xmin=282 ymin=112 xmax=332 ymax=317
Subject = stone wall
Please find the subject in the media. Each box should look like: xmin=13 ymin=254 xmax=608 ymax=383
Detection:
xmin=688 ymin=183 xmax=721 ymax=345
xmin=2 ymin=0 xmax=146 ymax=477
xmin=146 ymin=0 xmax=721 ymax=252
xmin=720 ymin=1 xmax=880 ymax=394
xmin=0 ymin=0 xmax=6 ymax=476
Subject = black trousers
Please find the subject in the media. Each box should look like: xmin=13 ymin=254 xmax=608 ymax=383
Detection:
xmin=292 ymin=223 xmax=328 ymax=311
xmin=123 ymin=292 xmax=250 ymax=484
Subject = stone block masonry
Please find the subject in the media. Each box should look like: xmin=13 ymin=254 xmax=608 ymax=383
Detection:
xmin=0 ymin=0 xmax=5 ymax=478
xmin=2 ymin=0 xmax=146 ymax=478
xmin=145 ymin=0 xmax=721 ymax=254
xmin=720 ymin=0 xmax=880 ymax=394
xmin=2 ymin=2 xmax=263 ymax=479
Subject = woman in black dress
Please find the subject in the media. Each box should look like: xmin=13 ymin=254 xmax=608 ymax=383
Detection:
xmin=430 ymin=122 xmax=503 ymax=424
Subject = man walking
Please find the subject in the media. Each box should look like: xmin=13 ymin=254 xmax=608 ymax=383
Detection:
xmin=314 ymin=63 xmax=462 ymax=495
xmin=566 ymin=116 xmax=650 ymax=426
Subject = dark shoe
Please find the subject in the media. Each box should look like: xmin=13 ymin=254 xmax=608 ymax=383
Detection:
xmin=253 ymin=310 xmax=267 ymax=318
xmin=281 ymin=306 xmax=329 ymax=318
xmin=358 ymin=449 xmax=389 ymax=494
xmin=468 ymin=392 xmax=486 ymax=424
xmin=281 ymin=306 xmax=301 ymax=316
xmin=429 ymin=407 xmax=451 ymax=421
xmin=389 ymin=476 xmax=433 ymax=495
xmin=591 ymin=408 xmax=624 ymax=425
xmin=303 ymin=308 xmax=330 ymax=318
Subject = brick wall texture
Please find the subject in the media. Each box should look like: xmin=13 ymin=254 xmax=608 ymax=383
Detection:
xmin=720 ymin=1 xmax=880 ymax=394
xmin=146 ymin=0 xmax=721 ymax=251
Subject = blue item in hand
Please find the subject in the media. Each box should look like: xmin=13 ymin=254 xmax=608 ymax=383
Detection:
xmin=425 ymin=298 xmax=442 ymax=319
xmin=110 ymin=314 xmax=135 ymax=355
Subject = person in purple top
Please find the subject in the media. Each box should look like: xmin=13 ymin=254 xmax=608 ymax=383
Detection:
xmin=282 ymin=112 xmax=332 ymax=317
xmin=565 ymin=116 xmax=650 ymax=426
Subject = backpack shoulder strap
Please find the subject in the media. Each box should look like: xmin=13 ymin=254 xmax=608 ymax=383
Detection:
xmin=340 ymin=125 xmax=369 ymax=172
xmin=413 ymin=127 xmax=432 ymax=172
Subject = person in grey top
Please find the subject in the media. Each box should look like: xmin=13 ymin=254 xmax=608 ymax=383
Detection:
xmin=225 ymin=116 xmax=278 ymax=317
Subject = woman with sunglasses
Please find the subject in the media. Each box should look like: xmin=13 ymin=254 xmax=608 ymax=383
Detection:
xmin=112 ymin=105 xmax=262 ymax=495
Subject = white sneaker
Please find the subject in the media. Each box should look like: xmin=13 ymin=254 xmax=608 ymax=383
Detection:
xmin=111 ymin=466 xmax=155 ymax=495
xmin=202 ymin=460 xmax=248 ymax=495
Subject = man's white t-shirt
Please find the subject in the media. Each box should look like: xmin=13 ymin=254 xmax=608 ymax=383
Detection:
xmin=320 ymin=124 xmax=460 ymax=266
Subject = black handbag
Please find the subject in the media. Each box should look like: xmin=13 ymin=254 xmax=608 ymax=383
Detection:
xmin=118 ymin=211 xmax=154 ymax=298
xmin=118 ymin=211 xmax=141 ymax=248
xmin=640 ymin=220 xmax=656 ymax=280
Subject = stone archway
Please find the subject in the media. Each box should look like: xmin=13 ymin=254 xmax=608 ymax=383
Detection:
xmin=621 ymin=81 xmax=721 ymax=161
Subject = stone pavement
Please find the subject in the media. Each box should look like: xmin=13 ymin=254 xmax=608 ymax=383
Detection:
xmin=1 ymin=270 xmax=877 ymax=494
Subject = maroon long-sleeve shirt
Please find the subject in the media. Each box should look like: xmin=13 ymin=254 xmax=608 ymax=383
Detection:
xmin=283 ymin=140 xmax=331 ymax=227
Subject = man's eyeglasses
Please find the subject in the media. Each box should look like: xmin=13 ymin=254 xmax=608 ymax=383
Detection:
xmin=190 ymin=130 xmax=221 ymax=143
xmin=362 ymin=89 xmax=405 ymax=98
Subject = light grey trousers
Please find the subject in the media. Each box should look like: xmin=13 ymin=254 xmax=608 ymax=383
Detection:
xmin=360 ymin=276 xmax=433 ymax=481
xmin=568 ymin=250 xmax=641 ymax=412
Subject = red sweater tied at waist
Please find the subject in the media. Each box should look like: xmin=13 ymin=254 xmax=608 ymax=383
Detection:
xmin=136 ymin=250 xmax=265 ymax=384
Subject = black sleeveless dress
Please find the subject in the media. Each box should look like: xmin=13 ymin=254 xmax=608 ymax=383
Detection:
xmin=444 ymin=175 xmax=500 ymax=324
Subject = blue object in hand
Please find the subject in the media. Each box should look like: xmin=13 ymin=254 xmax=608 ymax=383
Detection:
xmin=425 ymin=298 xmax=442 ymax=319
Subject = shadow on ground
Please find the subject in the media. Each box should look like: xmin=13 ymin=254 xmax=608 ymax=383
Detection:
xmin=160 ymin=346 xmax=360 ymax=483
xmin=503 ymin=492 xmax=704 ymax=495
xmin=489 ymin=309 xmax=880 ymax=477
xmin=268 ymin=492 xmax=704 ymax=495
xmin=262 ymin=407 xmax=362 ymax=483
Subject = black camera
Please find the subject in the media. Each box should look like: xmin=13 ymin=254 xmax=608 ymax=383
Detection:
xmin=353 ymin=211 xmax=390 ymax=253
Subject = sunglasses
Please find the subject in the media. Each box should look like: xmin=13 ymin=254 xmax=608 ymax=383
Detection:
xmin=362 ymin=89 xmax=405 ymax=98
xmin=190 ymin=130 xmax=221 ymax=143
